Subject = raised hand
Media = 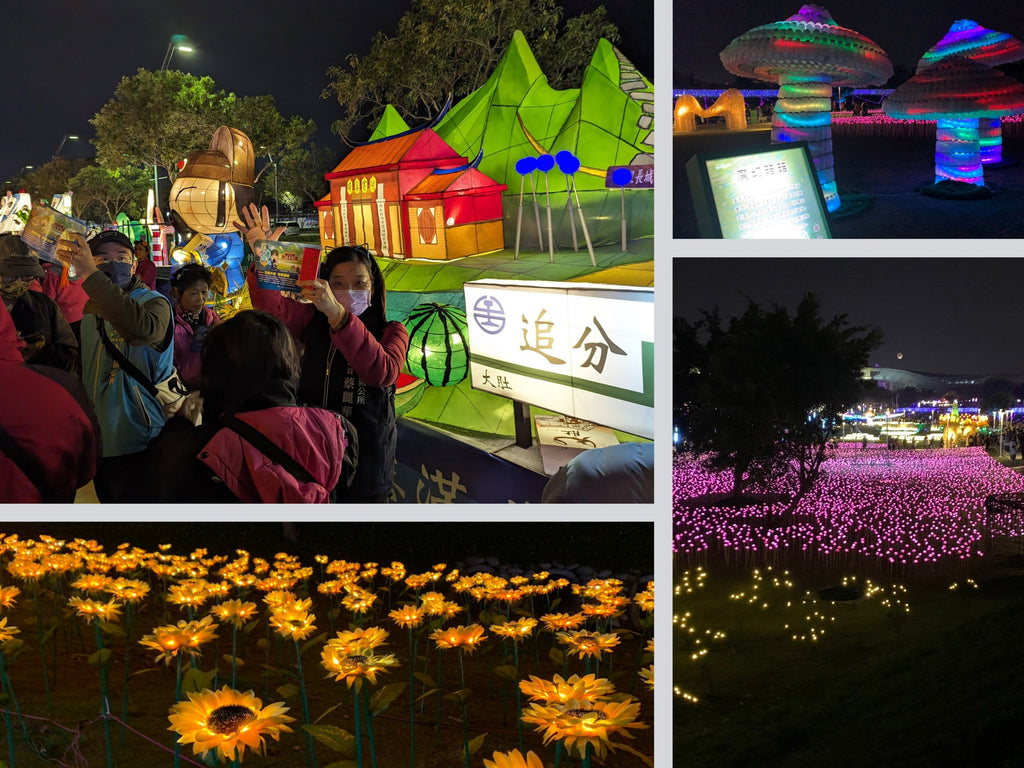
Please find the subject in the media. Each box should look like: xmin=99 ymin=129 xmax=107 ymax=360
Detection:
xmin=232 ymin=203 xmax=286 ymax=252
xmin=58 ymin=232 xmax=98 ymax=279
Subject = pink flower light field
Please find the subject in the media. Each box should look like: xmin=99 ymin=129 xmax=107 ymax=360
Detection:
xmin=674 ymin=446 xmax=1024 ymax=573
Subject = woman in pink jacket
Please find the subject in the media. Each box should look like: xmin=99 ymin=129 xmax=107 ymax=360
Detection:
xmin=145 ymin=310 xmax=349 ymax=503
xmin=236 ymin=203 xmax=409 ymax=503
xmin=170 ymin=263 xmax=220 ymax=390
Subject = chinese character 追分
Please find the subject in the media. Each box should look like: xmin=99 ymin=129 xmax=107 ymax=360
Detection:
xmin=573 ymin=316 xmax=626 ymax=374
xmin=521 ymin=309 xmax=566 ymax=365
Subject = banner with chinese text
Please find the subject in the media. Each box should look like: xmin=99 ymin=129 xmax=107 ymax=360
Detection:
xmin=463 ymin=280 xmax=654 ymax=439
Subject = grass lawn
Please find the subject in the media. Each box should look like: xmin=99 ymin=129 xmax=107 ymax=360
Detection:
xmin=673 ymin=560 xmax=1024 ymax=767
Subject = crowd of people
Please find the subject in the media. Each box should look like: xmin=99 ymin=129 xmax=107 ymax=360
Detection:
xmin=1 ymin=204 xmax=409 ymax=503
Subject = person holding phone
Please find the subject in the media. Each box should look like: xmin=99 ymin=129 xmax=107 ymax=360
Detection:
xmin=59 ymin=229 xmax=173 ymax=502
xmin=236 ymin=203 xmax=409 ymax=502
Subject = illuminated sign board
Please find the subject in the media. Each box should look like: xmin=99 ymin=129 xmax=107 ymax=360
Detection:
xmin=685 ymin=141 xmax=831 ymax=239
xmin=463 ymin=279 xmax=654 ymax=439
xmin=604 ymin=164 xmax=654 ymax=188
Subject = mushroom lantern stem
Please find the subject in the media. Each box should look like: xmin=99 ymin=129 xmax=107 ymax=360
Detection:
xmin=935 ymin=119 xmax=983 ymax=184
xmin=772 ymin=74 xmax=839 ymax=210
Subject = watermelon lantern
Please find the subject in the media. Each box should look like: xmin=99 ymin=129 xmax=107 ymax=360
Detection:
xmin=405 ymin=303 xmax=470 ymax=386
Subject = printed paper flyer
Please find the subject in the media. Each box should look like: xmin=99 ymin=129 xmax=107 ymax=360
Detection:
xmin=254 ymin=239 xmax=322 ymax=293
xmin=19 ymin=203 xmax=87 ymax=265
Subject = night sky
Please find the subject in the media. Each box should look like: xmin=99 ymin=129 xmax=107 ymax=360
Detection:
xmin=675 ymin=1 xmax=1024 ymax=85
xmin=674 ymin=258 xmax=1024 ymax=376
xmin=1 ymin=0 xmax=653 ymax=184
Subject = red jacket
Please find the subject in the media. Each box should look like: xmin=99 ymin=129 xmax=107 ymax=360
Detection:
xmin=31 ymin=264 xmax=89 ymax=324
xmin=197 ymin=406 xmax=348 ymax=503
xmin=0 ymin=301 xmax=97 ymax=502
xmin=135 ymin=258 xmax=157 ymax=290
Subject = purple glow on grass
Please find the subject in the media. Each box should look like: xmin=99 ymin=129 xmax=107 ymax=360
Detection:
xmin=674 ymin=446 xmax=1024 ymax=569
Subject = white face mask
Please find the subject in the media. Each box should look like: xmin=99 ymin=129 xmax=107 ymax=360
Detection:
xmin=332 ymin=289 xmax=371 ymax=317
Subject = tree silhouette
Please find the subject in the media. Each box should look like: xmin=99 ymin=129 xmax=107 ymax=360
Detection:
xmin=676 ymin=294 xmax=881 ymax=505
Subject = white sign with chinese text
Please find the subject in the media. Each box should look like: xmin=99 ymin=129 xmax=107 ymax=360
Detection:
xmin=463 ymin=279 xmax=654 ymax=439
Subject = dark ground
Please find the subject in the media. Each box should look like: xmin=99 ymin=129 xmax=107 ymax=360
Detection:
xmin=673 ymin=557 xmax=1024 ymax=767
xmin=674 ymin=125 xmax=1024 ymax=239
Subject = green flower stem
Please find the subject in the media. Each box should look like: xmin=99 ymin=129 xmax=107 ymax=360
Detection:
xmin=514 ymin=641 xmax=523 ymax=751
xmin=0 ymin=660 xmax=29 ymax=747
xmin=362 ymin=685 xmax=378 ymax=768
xmin=407 ymin=628 xmax=416 ymax=768
xmin=581 ymin=741 xmax=593 ymax=768
xmin=293 ymin=640 xmax=317 ymax=768
xmin=31 ymin=583 xmax=51 ymax=710
xmin=353 ymin=686 xmax=364 ymax=768
xmin=93 ymin=621 xmax=113 ymax=768
xmin=458 ymin=651 xmax=469 ymax=768
xmin=121 ymin=603 xmax=132 ymax=746
xmin=174 ymin=652 xmax=182 ymax=768
xmin=264 ymin=619 xmax=271 ymax=700
xmin=0 ymin=651 xmax=16 ymax=768
xmin=231 ymin=623 xmax=238 ymax=688
xmin=175 ymin=653 xmax=183 ymax=702
xmin=434 ymin=648 xmax=443 ymax=747
xmin=554 ymin=740 xmax=563 ymax=768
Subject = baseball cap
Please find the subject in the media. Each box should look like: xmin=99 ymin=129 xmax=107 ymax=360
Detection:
xmin=87 ymin=230 xmax=135 ymax=255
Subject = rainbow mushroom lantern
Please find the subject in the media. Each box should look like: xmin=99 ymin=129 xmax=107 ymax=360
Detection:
xmin=882 ymin=56 xmax=1024 ymax=189
xmin=719 ymin=4 xmax=893 ymax=212
xmin=917 ymin=20 xmax=1024 ymax=165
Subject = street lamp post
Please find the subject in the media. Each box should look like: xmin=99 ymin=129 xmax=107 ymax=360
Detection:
xmin=160 ymin=34 xmax=194 ymax=71
xmin=52 ymin=134 xmax=78 ymax=162
xmin=156 ymin=34 xmax=195 ymax=214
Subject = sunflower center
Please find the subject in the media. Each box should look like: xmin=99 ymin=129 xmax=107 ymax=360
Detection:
xmin=578 ymin=635 xmax=598 ymax=649
xmin=564 ymin=708 xmax=599 ymax=720
xmin=207 ymin=705 xmax=257 ymax=734
xmin=343 ymin=654 xmax=368 ymax=670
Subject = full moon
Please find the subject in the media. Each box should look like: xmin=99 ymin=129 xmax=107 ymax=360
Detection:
xmin=897 ymin=352 xmax=903 ymax=360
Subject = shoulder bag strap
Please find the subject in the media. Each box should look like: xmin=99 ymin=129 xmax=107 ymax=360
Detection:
xmin=219 ymin=414 xmax=317 ymax=485
xmin=0 ymin=422 xmax=60 ymax=502
xmin=95 ymin=316 xmax=158 ymax=397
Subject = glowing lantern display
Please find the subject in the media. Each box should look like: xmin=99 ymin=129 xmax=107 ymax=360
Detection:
xmin=674 ymin=95 xmax=701 ymax=132
xmin=702 ymin=89 xmax=748 ymax=130
xmin=883 ymin=56 xmax=1024 ymax=186
xmin=673 ymin=90 xmax=747 ymax=132
xmin=917 ymin=20 xmax=1024 ymax=164
xmin=719 ymin=4 xmax=893 ymax=212
xmin=169 ymin=126 xmax=255 ymax=235
xmin=405 ymin=303 xmax=469 ymax=387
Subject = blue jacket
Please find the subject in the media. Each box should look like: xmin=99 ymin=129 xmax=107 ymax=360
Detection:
xmin=81 ymin=277 xmax=174 ymax=457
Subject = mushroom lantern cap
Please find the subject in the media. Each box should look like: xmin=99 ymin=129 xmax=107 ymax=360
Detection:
xmin=917 ymin=19 xmax=1024 ymax=73
xmin=883 ymin=55 xmax=1024 ymax=121
xmin=719 ymin=4 xmax=893 ymax=87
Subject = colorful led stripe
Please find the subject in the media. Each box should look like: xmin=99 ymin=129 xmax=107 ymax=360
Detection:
xmin=719 ymin=5 xmax=893 ymax=211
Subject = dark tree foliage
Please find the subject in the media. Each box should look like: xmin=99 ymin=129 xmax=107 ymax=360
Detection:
xmin=322 ymin=0 xmax=620 ymax=144
xmin=676 ymin=294 xmax=882 ymax=503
